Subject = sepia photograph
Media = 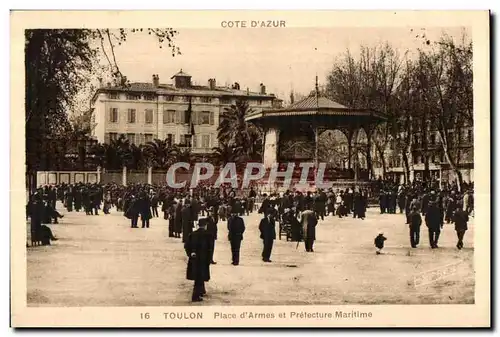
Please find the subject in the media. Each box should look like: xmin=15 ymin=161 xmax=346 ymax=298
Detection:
xmin=11 ymin=10 xmax=490 ymax=327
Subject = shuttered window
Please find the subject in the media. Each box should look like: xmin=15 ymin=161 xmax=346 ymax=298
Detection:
xmin=145 ymin=109 xmax=154 ymax=124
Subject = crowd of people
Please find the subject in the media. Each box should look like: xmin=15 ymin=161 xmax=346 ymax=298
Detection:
xmin=26 ymin=178 xmax=473 ymax=302
xmin=377 ymin=178 xmax=474 ymax=250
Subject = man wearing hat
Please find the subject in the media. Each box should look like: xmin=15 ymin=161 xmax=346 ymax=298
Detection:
xmin=300 ymin=204 xmax=318 ymax=252
xmin=227 ymin=207 xmax=245 ymax=266
xmin=184 ymin=218 xmax=213 ymax=302
xmin=453 ymin=202 xmax=469 ymax=250
xmin=205 ymin=207 xmax=218 ymax=264
xmin=408 ymin=206 xmax=422 ymax=248
xmin=259 ymin=211 xmax=276 ymax=262
xmin=425 ymin=199 xmax=443 ymax=249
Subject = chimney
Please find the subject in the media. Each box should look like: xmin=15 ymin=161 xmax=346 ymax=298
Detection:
xmin=208 ymin=78 xmax=216 ymax=90
xmin=260 ymin=83 xmax=266 ymax=95
xmin=246 ymin=88 xmax=249 ymax=95
xmin=233 ymin=82 xmax=240 ymax=90
xmin=152 ymin=74 xmax=159 ymax=88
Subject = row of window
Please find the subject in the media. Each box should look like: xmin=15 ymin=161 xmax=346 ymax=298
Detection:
xmin=106 ymin=92 xmax=261 ymax=105
xmin=388 ymin=151 xmax=473 ymax=168
xmin=106 ymin=132 xmax=213 ymax=148
xmin=109 ymin=108 xmax=215 ymax=125
xmin=413 ymin=130 xmax=473 ymax=146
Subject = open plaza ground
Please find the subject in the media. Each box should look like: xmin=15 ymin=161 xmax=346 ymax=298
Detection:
xmin=27 ymin=204 xmax=474 ymax=306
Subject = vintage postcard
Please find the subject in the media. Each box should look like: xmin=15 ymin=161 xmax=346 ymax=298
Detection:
xmin=11 ymin=10 xmax=490 ymax=327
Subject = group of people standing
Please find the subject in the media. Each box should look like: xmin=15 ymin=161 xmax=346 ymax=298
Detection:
xmin=378 ymin=179 xmax=474 ymax=250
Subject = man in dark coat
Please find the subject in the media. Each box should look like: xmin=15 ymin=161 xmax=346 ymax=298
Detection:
xmin=184 ymin=219 xmax=213 ymax=302
xmin=125 ymin=195 xmax=140 ymax=228
xmin=167 ymin=201 xmax=176 ymax=237
xmin=408 ymin=206 xmax=422 ymax=248
xmin=425 ymin=201 xmax=443 ymax=249
xmin=206 ymin=209 xmax=218 ymax=264
xmin=259 ymin=212 xmax=276 ymax=262
xmin=139 ymin=193 xmax=152 ymax=228
xmin=258 ymin=194 xmax=271 ymax=216
xmin=182 ymin=200 xmax=194 ymax=242
xmin=453 ymin=203 xmax=469 ymax=250
xmin=174 ymin=201 xmax=183 ymax=238
xmin=397 ymin=188 xmax=406 ymax=214
xmin=227 ymin=210 xmax=245 ymax=266
xmin=300 ymin=206 xmax=318 ymax=252
xmin=150 ymin=193 xmax=159 ymax=218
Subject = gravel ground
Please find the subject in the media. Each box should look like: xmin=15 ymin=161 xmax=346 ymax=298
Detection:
xmin=27 ymin=204 xmax=474 ymax=306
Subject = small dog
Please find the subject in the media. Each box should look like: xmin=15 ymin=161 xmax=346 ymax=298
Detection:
xmin=374 ymin=232 xmax=387 ymax=255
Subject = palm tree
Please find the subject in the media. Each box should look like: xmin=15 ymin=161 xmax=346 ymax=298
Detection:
xmin=142 ymin=138 xmax=178 ymax=169
xmin=176 ymin=147 xmax=192 ymax=164
xmin=212 ymin=142 xmax=241 ymax=166
xmin=217 ymin=99 xmax=262 ymax=163
xmin=111 ymin=135 xmax=133 ymax=169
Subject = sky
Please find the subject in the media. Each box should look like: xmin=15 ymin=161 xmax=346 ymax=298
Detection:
xmin=99 ymin=26 xmax=468 ymax=102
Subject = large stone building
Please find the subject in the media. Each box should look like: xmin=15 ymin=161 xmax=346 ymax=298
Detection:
xmin=91 ymin=70 xmax=282 ymax=153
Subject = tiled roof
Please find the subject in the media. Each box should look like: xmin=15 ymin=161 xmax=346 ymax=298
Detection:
xmin=245 ymin=95 xmax=387 ymax=121
xmin=101 ymin=82 xmax=275 ymax=98
xmin=287 ymin=95 xmax=348 ymax=110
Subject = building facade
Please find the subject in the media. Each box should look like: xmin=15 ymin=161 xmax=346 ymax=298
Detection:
xmin=91 ymin=70 xmax=282 ymax=153
xmin=372 ymin=124 xmax=474 ymax=185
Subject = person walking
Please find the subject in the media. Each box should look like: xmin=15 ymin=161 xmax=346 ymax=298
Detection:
xmin=184 ymin=219 xmax=213 ymax=302
xmin=300 ymin=205 xmax=318 ymax=252
xmin=453 ymin=203 xmax=469 ymax=250
xmin=206 ymin=208 xmax=218 ymax=264
xmin=425 ymin=201 xmax=443 ymax=249
xmin=227 ymin=209 xmax=245 ymax=266
xmin=408 ymin=206 xmax=422 ymax=248
xmin=259 ymin=212 xmax=276 ymax=262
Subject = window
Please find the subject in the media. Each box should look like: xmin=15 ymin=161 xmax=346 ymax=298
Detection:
xmin=179 ymin=134 xmax=186 ymax=146
xmin=192 ymin=135 xmax=197 ymax=148
xmin=166 ymin=134 xmax=174 ymax=145
xmin=431 ymin=155 xmax=436 ymax=163
xmin=126 ymin=133 xmax=135 ymax=144
xmin=430 ymin=134 xmax=436 ymax=145
xmin=145 ymin=109 xmax=153 ymax=124
xmin=107 ymin=92 xmax=118 ymax=99
xmin=127 ymin=109 xmax=136 ymax=123
xmin=202 ymin=134 xmax=210 ymax=148
xmin=110 ymin=132 xmax=118 ymax=142
xmin=467 ymin=129 xmax=473 ymax=143
xmin=145 ymin=133 xmax=153 ymax=143
xmin=201 ymin=97 xmax=212 ymax=103
xmin=126 ymin=93 xmax=141 ymax=100
xmin=200 ymin=111 xmax=211 ymax=125
xmin=220 ymin=98 xmax=231 ymax=104
xmin=164 ymin=95 xmax=175 ymax=102
xmin=109 ymin=108 xmax=118 ymax=123
xmin=257 ymin=100 xmax=263 ymax=105
xmin=183 ymin=96 xmax=191 ymax=102
xmin=163 ymin=110 xmax=176 ymax=124
xmin=144 ymin=94 xmax=155 ymax=101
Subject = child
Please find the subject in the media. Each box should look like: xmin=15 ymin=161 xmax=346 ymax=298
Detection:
xmin=374 ymin=232 xmax=387 ymax=255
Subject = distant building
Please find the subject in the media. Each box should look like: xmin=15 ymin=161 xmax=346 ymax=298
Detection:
xmin=90 ymin=69 xmax=282 ymax=153
xmin=372 ymin=124 xmax=474 ymax=185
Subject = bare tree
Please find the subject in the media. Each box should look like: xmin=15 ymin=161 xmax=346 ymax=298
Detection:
xmin=415 ymin=33 xmax=473 ymax=189
xmin=325 ymin=43 xmax=405 ymax=178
